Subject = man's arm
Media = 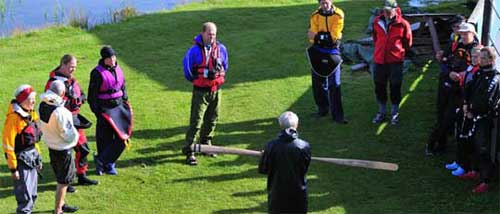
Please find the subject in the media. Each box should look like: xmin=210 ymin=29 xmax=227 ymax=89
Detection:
xmin=308 ymin=14 xmax=318 ymax=43
xmin=403 ymin=20 xmax=413 ymax=52
xmin=121 ymin=79 xmax=128 ymax=102
xmin=2 ymin=115 xmax=19 ymax=172
xmin=56 ymin=109 xmax=79 ymax=144
xmin=220 ymin=44 xmax=229 ymax=71
xmin=258 ymin=143 xmax=271 ymax=175
xmin=87 ymin=69 xmax=102 ymax=114
xmin=183 ymin=47 xmax=195 ymax=82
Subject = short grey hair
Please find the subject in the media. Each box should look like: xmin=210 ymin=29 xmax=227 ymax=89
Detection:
xmin=50 ymin=80 xmax=66 ymax=96
xmin=278 ymin=111 xmax=299 ymax=129
xmin=202 ymin=22 xmax=217 ymax=32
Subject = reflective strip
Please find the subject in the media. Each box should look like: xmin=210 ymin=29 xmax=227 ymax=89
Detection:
xmin=2 ymin=144 xmax=14 ymax=151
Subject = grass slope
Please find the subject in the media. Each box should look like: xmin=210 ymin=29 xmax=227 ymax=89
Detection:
xmin=0 ymin=0 xmax=498 ymax=213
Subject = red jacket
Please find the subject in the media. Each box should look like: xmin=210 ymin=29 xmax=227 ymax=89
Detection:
xmin=372 ymin=8 xmax=412 ymax=64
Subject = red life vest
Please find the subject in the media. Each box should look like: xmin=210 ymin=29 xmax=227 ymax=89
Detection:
xmin=45 ymin=71 xmax=84 ymax=114
xmin=192 ymin=43 xmax=225 ymax=92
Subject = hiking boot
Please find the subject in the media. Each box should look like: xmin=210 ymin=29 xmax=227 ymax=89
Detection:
xmin=78 ymin=174 xmax=99 ymax=185
xmin=451 ymin=166 xmax=465 ymax=176
xmin=472 ymin=182 xmax=488 ymax=193
xmin=459 ymin=171 xmax=480 ymax=180
xmin=390 ymin=113 xmax=400 ymax=125
xmin=186 ymin=154 xmax=198 ymax=166
xmin=372 ymin=112 xmax=386 ymax=124
xmin=445 ymin=161 xmax=459 ymax=170
xmin=182 ymin=145 xmax=192 ymax=155
xmin=62 ymin=204 xmax=79 ymax=213
xmin=66 ymin=185 xmax=76 ymax=193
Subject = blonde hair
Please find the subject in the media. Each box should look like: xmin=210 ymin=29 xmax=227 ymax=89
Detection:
xmin=60 ymin=54 xmax=76 ymax=66
xmin=481 ymin=47 xmax=497 ymax=61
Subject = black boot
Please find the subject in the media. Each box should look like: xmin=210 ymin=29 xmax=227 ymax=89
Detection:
xmin=66 ymin=185 xmax=76 ymax=193
xmin=78 ymin=174 xmax=99 ymax=185
xmin=62 ymin=204 xmax=79 ymax=213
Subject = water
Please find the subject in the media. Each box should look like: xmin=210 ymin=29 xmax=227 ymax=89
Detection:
xmin=0 ymin=0 xmax=200 ymax=37
xmin=407 ymin=0 xmax=460 ymax=8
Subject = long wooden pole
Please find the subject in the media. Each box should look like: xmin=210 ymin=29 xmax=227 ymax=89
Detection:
xmin=190 ymin=144 xmax=399 ymax=171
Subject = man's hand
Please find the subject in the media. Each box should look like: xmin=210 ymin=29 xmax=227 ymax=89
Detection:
xmin=307 ymin=31 xmax=317 ymax=41
xmin=11 ymin=171 xmax=20 ymax=181
xmin=37 ymin=162 xmax=43 ymax=172
xmin=435 ymin=50 xmax=444 ymax=61
xmin=449 ymin=71 xmax=460 ymax=82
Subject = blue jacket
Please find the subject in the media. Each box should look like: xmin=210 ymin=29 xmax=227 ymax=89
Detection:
xmin=183 ymin=34 xmax=228 ymax=82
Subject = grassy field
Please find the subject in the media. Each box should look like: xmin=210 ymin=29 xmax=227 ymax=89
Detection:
xmin=0 ymin=0 xmax=498 ymax=213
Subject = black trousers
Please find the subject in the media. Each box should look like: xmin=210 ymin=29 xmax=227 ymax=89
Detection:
xmin=373 ymin=63 xmax=403 ymax=107
xmin=473 ymin=119 xmax=496 ymax=183
xmin=95 ymin=114 xmax=125 ymax=165
xmin=427 ymin=75 xmax=461 ymax=151
xmin=311 ymin=69 xmax=345 ymax=122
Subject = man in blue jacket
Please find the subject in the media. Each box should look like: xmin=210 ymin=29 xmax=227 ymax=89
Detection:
xmin=182 ymin=22 xmax=228 ymax=165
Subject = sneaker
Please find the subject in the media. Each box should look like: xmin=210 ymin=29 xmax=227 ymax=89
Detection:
xmin=104 ymin=163 xmax=118 ymax=175
xmin=451 ymin=166 xmax=465 ymax=176
xmin=62 ymin=204 xmax=79 ymax=213
xmin=186 ymin=154 xmax=198 ymax=166
xmin=93 ymin=153 xmax=103 ymax=176
xmin=390 ymin=113 xmax=400 ymax=125
xmin=472 ymin=182 xmax=488 ymax=193
xmin=445 ymin=161 xmax=459 ymax=170
xmin=372 ymin=112 xmax=386 ymax=124
xmin=66 ymin=185 xmax=76 ymax=193
xmin=459 ymin=171 xmax=480 ymax=180
xmin=78 ymin=174 xmax=99 ymax=185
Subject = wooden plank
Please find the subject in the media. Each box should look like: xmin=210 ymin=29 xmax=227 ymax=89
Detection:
xmin=404 ymin=13 xmax=458 ymax=17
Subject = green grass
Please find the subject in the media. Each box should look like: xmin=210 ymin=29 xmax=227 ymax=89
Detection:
xmin=0 ymin=0 xmax=498 ymax=213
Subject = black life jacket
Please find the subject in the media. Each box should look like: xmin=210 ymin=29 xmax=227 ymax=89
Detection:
xmin=14 ymin=114 xmax=41 ymax=153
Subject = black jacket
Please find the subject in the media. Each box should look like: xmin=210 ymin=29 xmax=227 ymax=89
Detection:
xmin=465 ymin=65 xmax=500 ymax=117
xmin=258 ymin=129 xmax=311 ymax=214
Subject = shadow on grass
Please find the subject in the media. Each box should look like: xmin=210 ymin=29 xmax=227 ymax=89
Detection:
xmin=172 ymin=167 xmax=258 ymax=183
xmin=0 ymin=166 xmax=60 ymax=200
xmin=90 ymin=4 xmax=318 ymax=92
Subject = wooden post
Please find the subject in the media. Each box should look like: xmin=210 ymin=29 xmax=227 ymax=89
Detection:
xmin=482 ymin=0 xmax=492 ymax=45
xmin=424 ymin=16 xmax=441 ymax=53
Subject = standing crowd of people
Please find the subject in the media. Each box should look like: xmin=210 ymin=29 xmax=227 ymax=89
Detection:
xmin=424 ymin=14 xmax=500 ymax=194
xmin=3 ymin=47 xmax=132 ymax=213
xmin=2 ymin=0 xmax=498 ymax=213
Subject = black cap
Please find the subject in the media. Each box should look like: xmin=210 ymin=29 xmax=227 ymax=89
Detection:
xmin=100 ymin=46 xmax=116 ymax=59
xmin=449 ymin=15 xmax=465 ymax=25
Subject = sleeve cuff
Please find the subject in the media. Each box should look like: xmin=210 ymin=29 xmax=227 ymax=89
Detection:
xmin=10 ymin=168 xmax=16 ymax=173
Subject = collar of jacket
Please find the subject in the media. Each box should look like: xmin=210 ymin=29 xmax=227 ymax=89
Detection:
xmin=40 ymin=90 xmax=64 ymax=107
xmin=12 ymin=101 xmax=31 ymax=118
xmin=278 ymin=128 xmax=299 ymax=142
